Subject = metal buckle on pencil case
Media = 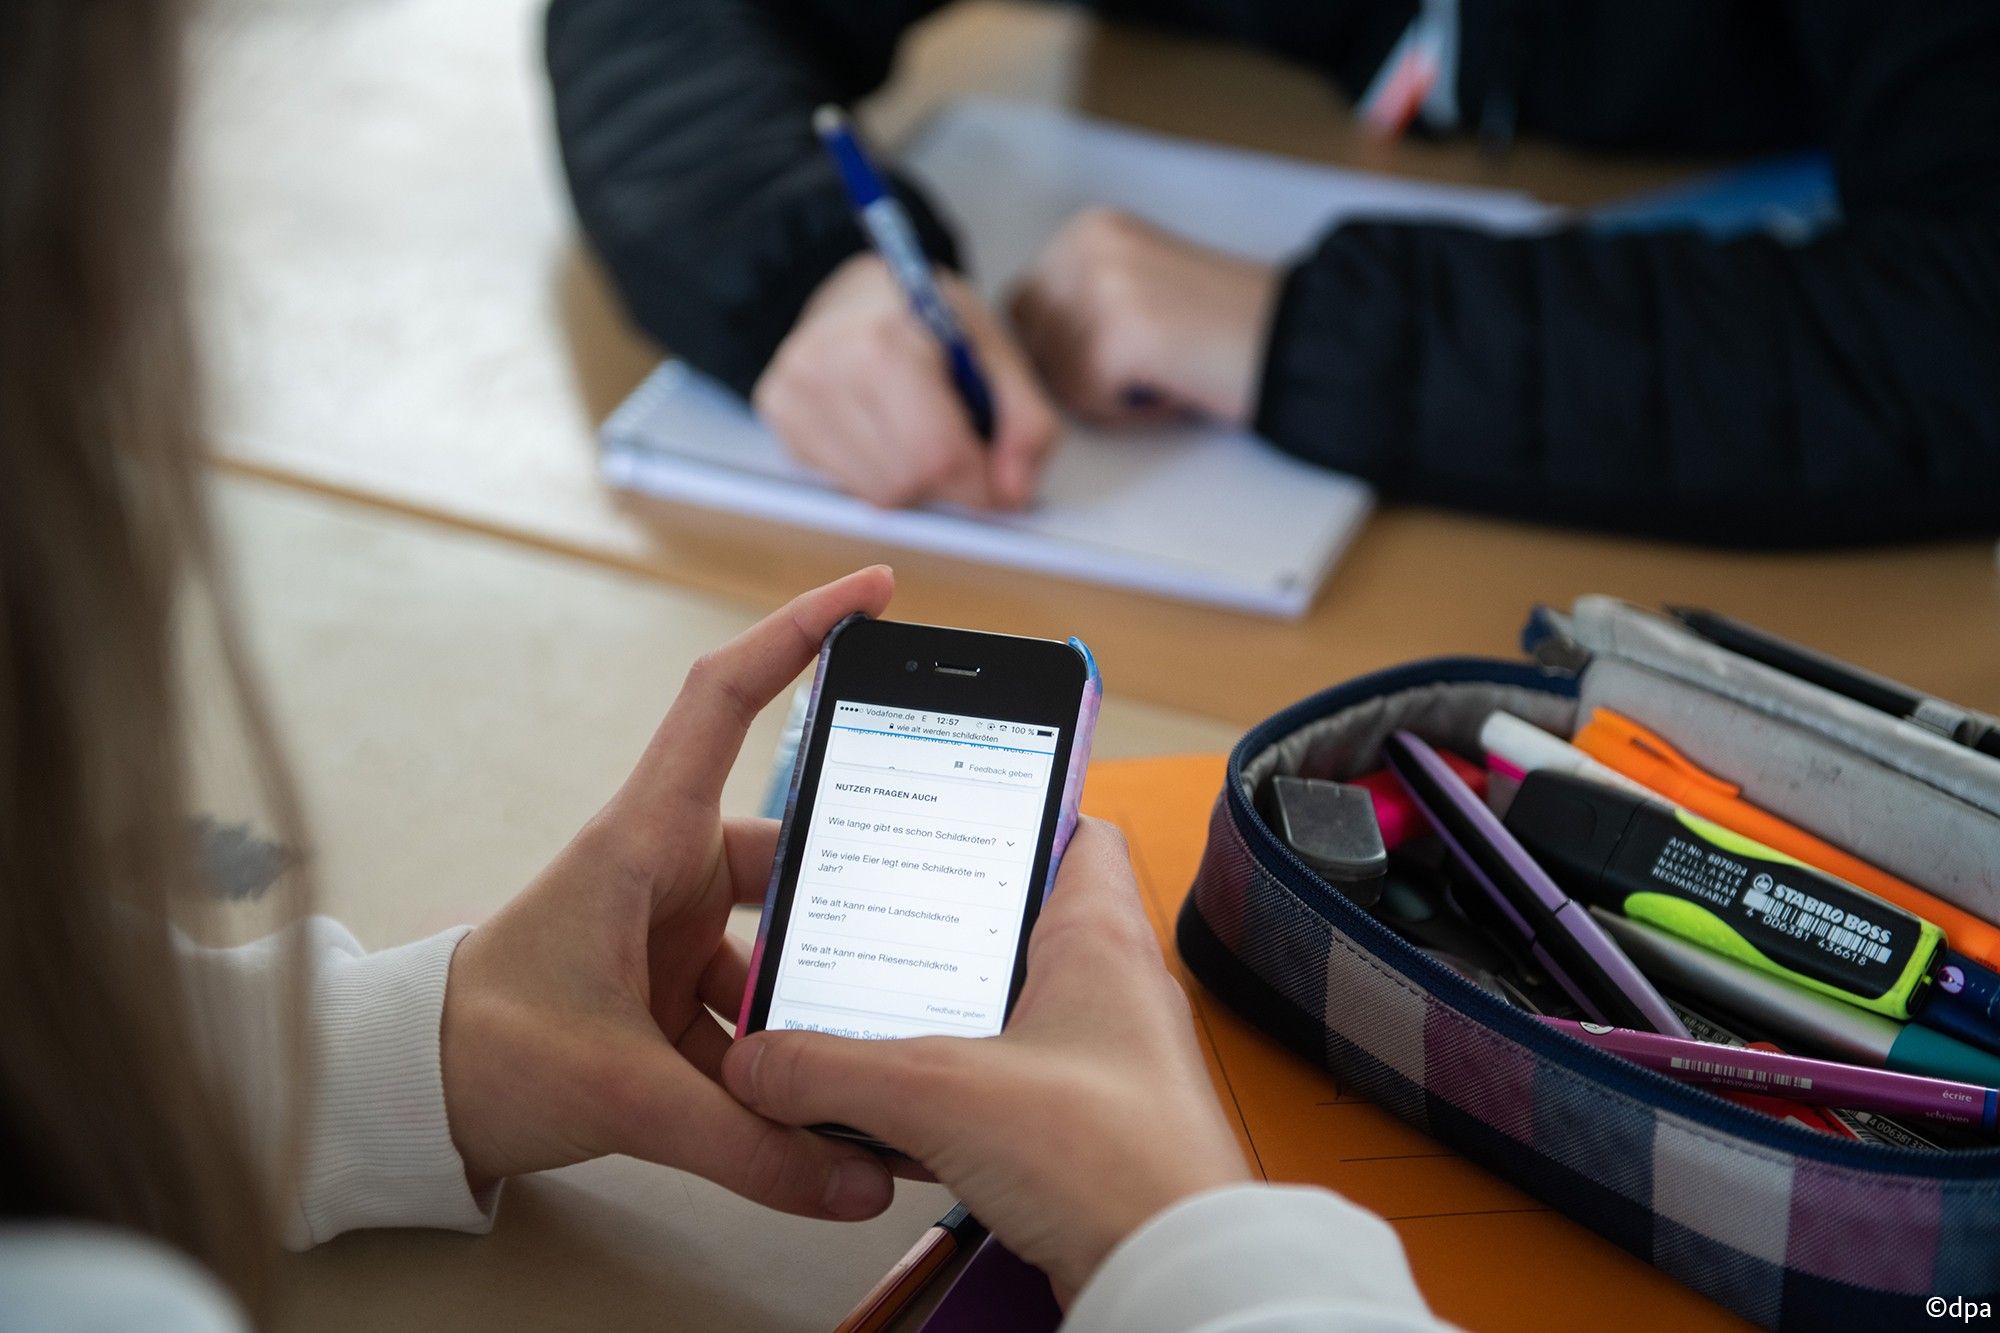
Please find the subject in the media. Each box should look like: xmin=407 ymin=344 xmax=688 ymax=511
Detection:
xmin=1175 ymin=642 xmax=2000 ymax=1332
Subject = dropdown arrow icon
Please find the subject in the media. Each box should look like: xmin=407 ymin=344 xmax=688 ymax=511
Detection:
xmin=1005 ymin=840 xmax=1015 ymax=847
xmin=979 ymin=975 xmax=990 ymax=982
xmin=988 ymin=927 xmax=999 ymax=934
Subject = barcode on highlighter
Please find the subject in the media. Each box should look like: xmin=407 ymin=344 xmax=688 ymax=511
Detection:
xmin=1826 ymin=922 xmax=1893 ymax=965
xmin=1744 ymin=890 xmax=1892 ymax=966
xmin=1669 ymin=1055 xmax=1814 ymax=1092
xmin=1747 ymin=893 xmax=1800 ymax=934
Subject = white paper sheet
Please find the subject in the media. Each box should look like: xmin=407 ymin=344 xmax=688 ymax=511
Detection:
xmin=602 ymin=99 xmax=1558 ymax=617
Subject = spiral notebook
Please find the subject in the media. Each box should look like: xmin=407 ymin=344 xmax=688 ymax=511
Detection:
xmin=601 ymin=99 xmax=1555 ymax=618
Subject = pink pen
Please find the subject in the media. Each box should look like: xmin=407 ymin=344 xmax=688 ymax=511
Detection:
xmin=1543 ymin=1017 xmax=2000 ymax=1133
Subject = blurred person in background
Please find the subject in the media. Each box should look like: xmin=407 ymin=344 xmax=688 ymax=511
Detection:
xmin=548 ymin=0 xmax=2000 ymax=544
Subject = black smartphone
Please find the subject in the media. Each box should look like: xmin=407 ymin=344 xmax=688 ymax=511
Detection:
xmin=738 ymin=617 xmax=1099 ymax=1065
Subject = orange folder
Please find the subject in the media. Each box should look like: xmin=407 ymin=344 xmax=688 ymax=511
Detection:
xmin=1572 ymin=709 xmax=2000 ymax=972
xmin=1082 ymin=756 xmax=1746 ymax=1332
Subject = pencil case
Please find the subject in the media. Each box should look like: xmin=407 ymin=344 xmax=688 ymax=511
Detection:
xmin=1176 ymin=608 xmax=2000 ymax=1331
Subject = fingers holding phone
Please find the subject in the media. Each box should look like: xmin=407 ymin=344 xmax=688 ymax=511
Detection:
xmin=724 ymin=818 xmax=1252 ymax=1300
xmin=437 ymin=570 xmax=902 ymax=1222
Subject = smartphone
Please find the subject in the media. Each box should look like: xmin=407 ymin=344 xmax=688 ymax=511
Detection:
xmin=738 ymin=616 xmax=1100 ymax=1063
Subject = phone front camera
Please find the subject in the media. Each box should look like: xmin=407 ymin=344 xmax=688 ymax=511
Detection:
xmin=905 ymin=659 xmax=920 ymax=672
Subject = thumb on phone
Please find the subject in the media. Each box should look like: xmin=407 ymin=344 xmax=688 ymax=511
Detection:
xmin=721 ymin=1029 xmax=966 ymax=1162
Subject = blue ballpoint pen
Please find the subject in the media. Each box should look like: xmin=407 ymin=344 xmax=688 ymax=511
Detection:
xmin=813 ymin=105 xmax=996 ymax=441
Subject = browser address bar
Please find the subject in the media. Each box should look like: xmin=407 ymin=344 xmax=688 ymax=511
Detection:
xmin=828 ymin=726 xmax=1048 ymax=788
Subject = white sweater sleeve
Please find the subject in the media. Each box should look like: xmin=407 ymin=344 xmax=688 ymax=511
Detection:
xmin=0 ymin=923 xmax=500 ymax=1331
xmin=180 ymin=918 xmax=500 ymax=1249
xmin=1062 ymin=1184 xmax=1456 ymax=1333
xmin=283 ymin=922 xmax=501 ymax=1246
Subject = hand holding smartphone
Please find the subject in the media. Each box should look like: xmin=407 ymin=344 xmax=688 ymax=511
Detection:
xmin=737 ymin=616 xmax=1100 ymax=1136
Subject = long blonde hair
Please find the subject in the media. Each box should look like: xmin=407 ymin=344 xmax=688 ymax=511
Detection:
xmin=1 ymin=0 xmax=306 ymax=1311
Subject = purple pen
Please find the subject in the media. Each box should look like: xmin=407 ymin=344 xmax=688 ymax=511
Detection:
xmin=1546 ymin=1018 xmax=2000 ymax=1133
xmin=1383 ymin=731 xmax=1688 ymax=1038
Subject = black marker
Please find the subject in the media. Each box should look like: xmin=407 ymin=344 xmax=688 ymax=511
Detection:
xmin=1667 ymin=606 xmax=2000 ymax=760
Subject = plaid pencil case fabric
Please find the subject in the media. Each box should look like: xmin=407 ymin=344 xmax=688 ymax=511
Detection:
xmin=1176 ymin=632 xmax=2000 ymax=1330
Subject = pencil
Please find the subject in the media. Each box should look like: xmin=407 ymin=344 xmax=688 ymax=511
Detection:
xmin=834 ymin=1202 xmax=987 ymax=1333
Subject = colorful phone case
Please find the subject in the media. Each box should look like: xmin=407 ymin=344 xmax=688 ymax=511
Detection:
xmin=736 ymin=618 xmax=1100 ymax=1032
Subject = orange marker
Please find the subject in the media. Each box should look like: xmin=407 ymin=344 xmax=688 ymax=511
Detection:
xmin=835 ymin=1203 xmax=985 ymax=1333
xmin=1572 ymin=709 xmax=2000 ymax=973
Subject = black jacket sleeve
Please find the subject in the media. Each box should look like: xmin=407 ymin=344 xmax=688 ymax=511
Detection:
xmin=545 ymin=0 xmax=1411 ymax=401
xmin=545 ymin=0 xmax=958 ymax=396
xmin=1255 ymin=0 xmax=2000 ymax=546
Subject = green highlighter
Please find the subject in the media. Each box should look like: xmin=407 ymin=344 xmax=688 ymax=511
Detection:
xmin=1503 ymin=771 xmax=1942 ymax=1020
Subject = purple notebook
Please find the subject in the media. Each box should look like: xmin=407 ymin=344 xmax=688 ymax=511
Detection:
xmin=917 ymin=1236 xmax=1062 ymax=1333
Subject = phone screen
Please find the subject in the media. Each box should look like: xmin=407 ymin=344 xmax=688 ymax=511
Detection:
xmin=761 ymin=699 xmax=1063 ymax=1039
